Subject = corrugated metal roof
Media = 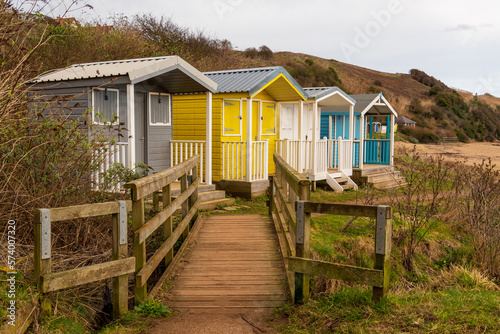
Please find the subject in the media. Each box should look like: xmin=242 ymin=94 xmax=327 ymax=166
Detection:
xmin=319 ymin=93 xmax=397 ymax=117
xmin=303 ymin=86 xmax=356 ymax=104
xmin=203 ymin=66 xmax=306 ymax=100
xmin=31 ymin=56 xmax=217 ymax=93
xmin=396 ymin=116 xmax=416 ymax=124
xmin=350 ymin=94 xmax=380 ymax=113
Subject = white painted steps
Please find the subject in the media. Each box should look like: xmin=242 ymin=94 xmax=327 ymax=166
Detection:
xmin=326 ymin=172 xmax=358 ymax=193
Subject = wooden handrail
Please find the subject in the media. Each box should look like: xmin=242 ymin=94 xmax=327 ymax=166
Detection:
xmin=125 ymin=156 xmax=200 ymax=304
xmin=124 ymin=155 xmax=199 ymax=201
xmin=270 ymin=153 xmax=392 ymax=304
xmin=34 ymin=200 xmax=134 ymax=318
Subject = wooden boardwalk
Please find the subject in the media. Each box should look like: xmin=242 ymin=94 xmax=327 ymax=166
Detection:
xmin=163 ymin=214 xmax=287 ymax=310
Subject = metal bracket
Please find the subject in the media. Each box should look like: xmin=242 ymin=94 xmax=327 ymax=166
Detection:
xmin=40 ymin=209 xmax=51 ymax=260
xmin=296 ymin=201 xmax=305 ymax=244
xmin=375 ymin=206 xmax=387 ymax=255
xmin=117 ymin=200 xmax=127 ymax=245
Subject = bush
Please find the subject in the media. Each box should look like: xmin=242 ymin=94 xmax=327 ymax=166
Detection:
xmin=244 ymin=47 xmax=258 ymax=58
xmin=305 ymin=58 xmax=314 ymax=66
xmin=258 ymin=45 xmax=273 ymax=59
xmin=373 ymin=79 xmax=382 ymax=86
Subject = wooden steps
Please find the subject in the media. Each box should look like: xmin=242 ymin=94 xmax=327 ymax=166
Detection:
xmin=163 ymin=215 xmax=287 ymax=311
xmin=159 ymin=184 xmax=236 ymax=211
xmin=355 ymin=166 xmax=407 ymax=189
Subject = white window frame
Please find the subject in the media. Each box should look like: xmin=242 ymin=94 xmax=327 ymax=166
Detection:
xmin=148 ymin=92 xmax=171 ymax=126
xmin=222 ymin=98 xmax=243 ymax=138
xmin=260 ymin=100 xmax=276 ymax=136
xmin=91 ymin=87 xmax=120 ymax=125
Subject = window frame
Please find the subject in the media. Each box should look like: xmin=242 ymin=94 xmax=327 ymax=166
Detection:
xmin=148 ymin=92 xmax=171 ymax=126
xmin=91 ymin=87 xmax=120 ymax=125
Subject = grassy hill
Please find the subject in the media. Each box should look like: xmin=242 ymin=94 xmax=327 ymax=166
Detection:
xmin=18 ymin=13 xmax=499 ymax=144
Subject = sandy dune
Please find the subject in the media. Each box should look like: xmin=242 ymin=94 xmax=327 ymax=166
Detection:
xmin=396 ymin=141 xmax=500 ymax=167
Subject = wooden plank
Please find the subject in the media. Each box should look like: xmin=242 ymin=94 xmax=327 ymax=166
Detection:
xmin=274 ymin=179 xmax=297 ymax=232
xmin=273 ymin=153 xmax=310 ymax=196
xmin=135 ymin=179 xmax=199 ymax=244
xmin=124 ymin=155 xmax=200 ymax=200
xmin=132 ymin=198 xmax=146 ymax=303
xmin=288 ymin=257 xmax=384 ymax=287
xmin=273 ymin=197 xmax=296 ymax=257
xmin=373 ymin=210 xmax=392 ymax=302
xmin=112 ymin=212 xmax=128 ymax=318
xmin=170 ymin=289 xmax=284 ymax=295
xmin=303 ymin=201 xmax=392 ymax=219
xmin=136 ymin=201 xmax=199 ymax=287
xmin=168 ymin=295 xmax=286 ymax=301
xmin=167 ymin=301 xmax=284 ymax=308
xmin=40 ymin=258 xmax=135 ymax=293
xmin=163 ymin=184 xmax=173 ymax=269
xmin=150 ymin=215 xmax=203 ymax=297
xmin=49 ymin=201 xmax=132 ymax=222
xmin=33 ymin=209 xmax=52 ymax=315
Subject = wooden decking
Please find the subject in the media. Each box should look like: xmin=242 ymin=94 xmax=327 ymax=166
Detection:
xmin=163 ymin=214 xmax=287 ymax=310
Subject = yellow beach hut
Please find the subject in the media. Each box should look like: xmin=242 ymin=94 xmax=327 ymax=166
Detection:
xmin=172 ymin=66 xmax=307 ymax=198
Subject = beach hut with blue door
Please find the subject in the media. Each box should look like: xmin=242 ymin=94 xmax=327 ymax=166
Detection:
xmin=321 ymin=93 xmax=403 ymax=188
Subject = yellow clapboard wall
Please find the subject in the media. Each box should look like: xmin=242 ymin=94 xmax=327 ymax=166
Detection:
xmin=172 ymin=91 xmax=278 ymax=182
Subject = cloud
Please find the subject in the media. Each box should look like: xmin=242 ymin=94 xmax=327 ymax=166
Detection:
xmin=445 ymin=23 xmax=496 ymax=32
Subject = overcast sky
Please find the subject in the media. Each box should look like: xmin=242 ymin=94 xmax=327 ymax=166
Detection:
xmin=37 ymin=0 xmax=500 ymax=96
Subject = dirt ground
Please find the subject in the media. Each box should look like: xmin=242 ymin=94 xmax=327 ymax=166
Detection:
xmin=396 ymin=141 xmax=500 ymax=166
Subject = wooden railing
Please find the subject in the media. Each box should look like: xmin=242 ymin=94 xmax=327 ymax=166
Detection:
xmin=275 ymin=139 xmax=328 ymax=175
xmin=269 ymin=153 xmax=392 ymax=303
xmin=34 ymin=201 xmax=134 ymax=318
xmin=327 ymin=137 xmax=353 ymax=172
xmin=93 ymin=142 xmax=129 ymax=191
xmin=364 ymin=139 xmax=390 ymax=165
xmin=222 ymin=140 xmax=268 ymax=181
xmin=269 ymin=153 xmax=311 ymax=302
xmin=124 ymin=155 xmax=200 ymax=303
xmin=170 ymin=140 xmax=205 ymax=183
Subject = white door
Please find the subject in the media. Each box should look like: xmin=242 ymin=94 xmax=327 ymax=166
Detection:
xmin=303 ymin=103 xmax=314 ymax=141
xmin=279 ymin=103 xmax=298 ymax=139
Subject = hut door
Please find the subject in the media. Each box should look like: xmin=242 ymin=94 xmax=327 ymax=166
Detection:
xmin=223 ymin=100 xmax=242 ymax=140
xmin=280 ymin=103 xmax=296 ymax=139
xmin=134 ymin=92 xmax=146 ymax=166
xmin=261 ymin=102 xmax=276 ymax=137
xmin=303 ymin=104 xmax=314 ymax=140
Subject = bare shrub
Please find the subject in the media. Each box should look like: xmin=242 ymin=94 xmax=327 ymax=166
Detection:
xmin=456 ymin=159 xmax=500 ymax=279
xmin=391 ymin=147 xmax=455 ymax=272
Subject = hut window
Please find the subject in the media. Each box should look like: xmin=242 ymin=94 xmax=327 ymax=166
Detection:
xmin=92 ymin=88 xmax=119 ymax=125
xmin=149 ymin=93 xmax=170 ymax=125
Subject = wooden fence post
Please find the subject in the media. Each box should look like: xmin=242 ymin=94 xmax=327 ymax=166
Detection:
xmin=163 ymin=184 xmax=173 ymax=267
xmin=373 ymin=205 xmax=392 ymax=302
xmin=180 ymin=174 xmax=189 ymax=240
xmin=34 ymin=209 xmax=52 ymax=315
xmin=112 ymin=201 xmax=128 ymax=317
xmin=268 ymin=175 xmax=274 ymax=216
xmin=152 ymin=191 xmax=160 ymax=211
xmin=132 ymin=196 xmax=146 ymax=304
xmin=294 ymin=200 xmax=310 ymax=303
xmin=191 ymin=165 xmax=199 ymax=223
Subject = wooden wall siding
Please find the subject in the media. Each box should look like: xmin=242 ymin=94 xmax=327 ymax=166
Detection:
xmin=172 ymin=90 xmax=281 ymax=183
xmin=173 ymin=94 xmax=223 ymax=182
xmin=147 ymin=125 xmax=171 ymax=173
xmin=31 ymin=87 xmax=90 ymax=120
